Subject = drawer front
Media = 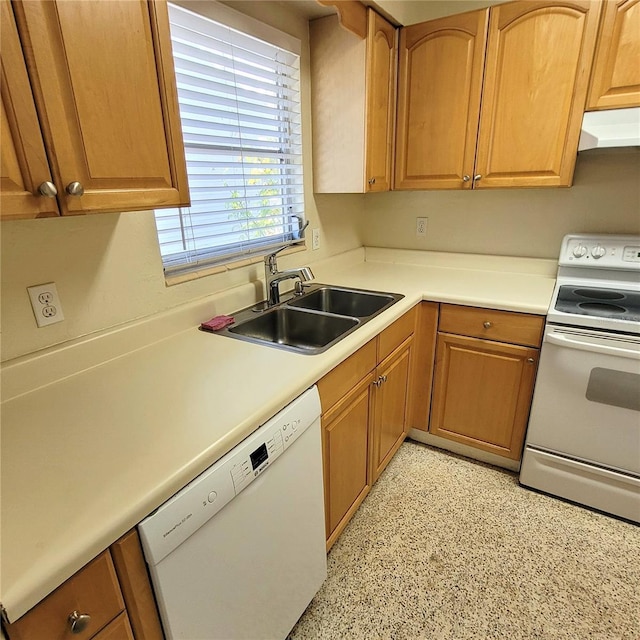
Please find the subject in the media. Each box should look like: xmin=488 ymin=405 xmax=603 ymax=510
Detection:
xmin=5 ymin=551 xmax=125 ymax=640
xmin=439 ymin=304 xmax=544 ymax=347
xmin=93 ymin=612 xmax=135 ymax=640
xmin=318 ymin=339 xmax=376 ymax=413
xmin=378 ymin=305 xmax=417 ymax=362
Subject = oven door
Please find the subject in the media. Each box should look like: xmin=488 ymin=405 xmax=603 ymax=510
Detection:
xmin=524 ymin=325 xmax=640 ymax=476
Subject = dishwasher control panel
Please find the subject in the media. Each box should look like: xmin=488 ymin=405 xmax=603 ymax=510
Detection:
xmin=138 ymin=387 xmax=321 ymax=566
xmin=230 ymin=415 xmax=304 ymax=493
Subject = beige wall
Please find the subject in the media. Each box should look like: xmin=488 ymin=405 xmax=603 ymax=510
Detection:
xmin=0 ymin=2 xmax=364 ymax=362
xmin=2 ymin=1 xmax=639 ymax=364
xmin=361 ymin=148 xmax=640 ymax=259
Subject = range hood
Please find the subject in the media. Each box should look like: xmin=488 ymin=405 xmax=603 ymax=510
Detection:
xmin=578 ymin=107 xmax=640 ymax=151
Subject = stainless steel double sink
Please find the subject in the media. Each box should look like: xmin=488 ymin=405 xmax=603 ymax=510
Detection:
xmin=213 ymin=284 xmax=404 ymax=354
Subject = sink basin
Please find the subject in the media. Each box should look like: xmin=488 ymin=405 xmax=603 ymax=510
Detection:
xmin=287 ymin=286 xmax=399 ymax=317
xmin=212 ymin=283 xmax=404 ymax=355
xmin=228 ymin=307 xmax=359 ymax=353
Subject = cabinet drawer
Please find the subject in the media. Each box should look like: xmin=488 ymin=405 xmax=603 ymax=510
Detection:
xmin=439 ymin=304 xmax=544 ymax=347
xmin=5 ymin=552 xmax=125 ymax=640
xmin=318 ymin=339 xmax=376 ymax=412
xmin=378 ymin=305 xmax=417 ymax=362
xmin=93 ymin=612 xmax=134 ymax=640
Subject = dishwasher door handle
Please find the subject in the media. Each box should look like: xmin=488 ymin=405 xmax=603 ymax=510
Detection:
xmin=545 ymin=329 xmax=640 ymax=361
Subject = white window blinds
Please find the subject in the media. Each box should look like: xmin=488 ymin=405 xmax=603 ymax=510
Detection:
xmin=155 ymin=3 xmax=304 ymax=275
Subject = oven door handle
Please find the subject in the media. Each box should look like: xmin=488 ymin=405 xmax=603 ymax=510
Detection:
xmin=545 ymin=330 xmax=640 ymax=360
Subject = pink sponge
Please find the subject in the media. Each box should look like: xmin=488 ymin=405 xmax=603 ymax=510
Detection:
xmin=200 ymin=315 xmax=235 ymax=332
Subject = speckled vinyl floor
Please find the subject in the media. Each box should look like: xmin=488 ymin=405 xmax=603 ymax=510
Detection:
xmin=288 ymin=440 xmax=640 ymax=640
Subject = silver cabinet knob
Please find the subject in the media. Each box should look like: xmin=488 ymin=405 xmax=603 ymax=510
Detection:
xmin=37 ymin=181 xmax=58 ymax=197
xmin=373 ymin=375 xmax=387 ymax=388
xmin=462 ymin=175 xmax=471 ymax=182
xmin=368 ymin=177 xmax=376 ymax=185
xmin=473 ymin=174 xmax=482 ymax=181
xmin=66 ymin=181 xmax=84 ymax=196
xmin=483 ymin=321 xmax=492 ymax=329
xmin=527 ymin=357 xmax=535 ymax=364
xmin=68 ymin=611 xmax=91 ymax=634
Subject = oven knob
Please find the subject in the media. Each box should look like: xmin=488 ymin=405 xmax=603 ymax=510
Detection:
xmin=591 ymin=244 xmax=606 ymax=259
xmin=572 ymin=243 xmax=587 ymax=258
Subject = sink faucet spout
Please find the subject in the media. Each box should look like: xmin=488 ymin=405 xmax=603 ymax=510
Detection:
xmin=264 ymin=249 xmax=314 ymax=306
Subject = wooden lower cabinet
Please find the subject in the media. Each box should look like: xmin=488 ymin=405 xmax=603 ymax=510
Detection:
xmin=3 ymin=529 xmax=163 ymax=640
xmin=322 ymin=373 xmax=375 ymax=549
xmin=429 ymin=304 xmax=544 ymax=461
xmin=318 ymin=306 xmax=417 ymax=549
xmin=110 ymin=530 xmax=164 ymax=640
xmin=430 ymin=333 xmax=539 ymax=460
xmin=94 ymin=613 xmax=135 ymax=640
xmin=370 ymin=337 xmax=412 ymax=483
xmin=407 ymin=302 xmax=439 ymax=432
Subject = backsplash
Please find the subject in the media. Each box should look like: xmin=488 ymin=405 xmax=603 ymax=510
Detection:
xmin=361 ymin=147 xmax=640 ymax=259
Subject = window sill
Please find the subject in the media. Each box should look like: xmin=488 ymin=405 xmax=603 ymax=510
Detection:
xmin=164 ymin=243 xmax=308 ymax=286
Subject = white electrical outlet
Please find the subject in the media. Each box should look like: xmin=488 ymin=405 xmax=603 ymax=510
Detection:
xmin=416 ymin=217 xmax=428 ymax=238
xmin=27 ymin=282 xmax=65 ymax=327
xmin=312 ymin=228 xmax=320 ymax=251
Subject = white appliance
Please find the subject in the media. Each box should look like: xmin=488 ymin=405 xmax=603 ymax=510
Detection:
xmin=520 ymin=234 xmax=640 ymax=523
xmin=579 ymin=107 xmax=640 ymax=150
xmin=138 ymin=387 xmax=327 ymax=640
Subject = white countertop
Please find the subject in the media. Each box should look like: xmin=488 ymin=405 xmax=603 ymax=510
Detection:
xmin=0 ymin=248 xmax=556 ymax=622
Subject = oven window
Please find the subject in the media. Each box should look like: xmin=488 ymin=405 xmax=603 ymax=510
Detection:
xmin=586 ymin=368 xmax=640 ymax=412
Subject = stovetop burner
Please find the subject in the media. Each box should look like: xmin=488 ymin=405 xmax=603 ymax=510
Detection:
xmin=554 ymin=285 xmax=640 ymax=322
xmin=546 ymin=234 xmax=640 ymax=335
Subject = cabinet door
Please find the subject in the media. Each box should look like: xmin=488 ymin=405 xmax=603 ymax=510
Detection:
xmin=323 ymin=376 xmax=373 ymax=549
xmin=0 ymin=0 xmax=58 ymax=219
xmin=430 ymin=333 xmax=538 ymax=460
xmin=365 ymin=9 xmax=397 ymax=192
xmin=13 ymin=0 xmax=189 ymax=215
xmin=109 ymin=530 xmax=164 ymax=640
xmin=371 ymin=338 xmax=412 ymax=482
xmin=395 ymin=10 xmax=488 ymax=190
xmin=587 ymin=0 xmax=640 ymax=110
xmin=408 ymin=302 xmax=439 ymax=432
xmin=475 ymin=0 xmax=601 ymax=188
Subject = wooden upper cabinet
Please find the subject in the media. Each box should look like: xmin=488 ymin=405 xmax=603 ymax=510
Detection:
xmin=365 ymin=9 xmax=397 ymax=192
xmin=587 ymin=0 xmax=640 ymax=110
xmin=0 ymin=0 xmax=59 ymax=219
xmin=395 ymin=0 xmax=601 ymax=191
xmin=395 ymin=9 xmax=489 ymax=190
xmin=5 ymin=0 xmax=189 ymax=219
xmin=475 ymin=0 xmax=601 ymax=189
xmin=310 ymin=8 xmax=397 ymax=193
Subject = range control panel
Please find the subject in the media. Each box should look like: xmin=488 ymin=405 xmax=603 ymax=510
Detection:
xmin=560 ymin=234 xmax=640 ymax=270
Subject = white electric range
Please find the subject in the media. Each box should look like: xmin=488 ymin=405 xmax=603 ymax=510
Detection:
xmin=520 ymin=234 xmax=640 ymax=523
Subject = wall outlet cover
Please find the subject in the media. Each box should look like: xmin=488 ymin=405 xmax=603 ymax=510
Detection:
xmin=27 ymin=282 xmax=65 ymax=327
xmin=312 ymin=228 xmax=320 ymax=251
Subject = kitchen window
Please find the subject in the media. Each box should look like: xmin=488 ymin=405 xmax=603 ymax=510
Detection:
xmin=155 ymin=2 xmax=304 ymax=277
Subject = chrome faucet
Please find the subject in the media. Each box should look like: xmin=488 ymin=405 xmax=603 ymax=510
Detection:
xmin=264 ymin=246 xmax=314 ymax=306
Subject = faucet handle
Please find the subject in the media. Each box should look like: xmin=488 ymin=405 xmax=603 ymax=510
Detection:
xmin=266 ymin=245 xmax=291 ymax=260
xmin=264 ymin=244 xmax=291 ymax=271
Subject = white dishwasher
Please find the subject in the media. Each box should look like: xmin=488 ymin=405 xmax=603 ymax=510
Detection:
xmin=138 ymin=386 xmax=326 ymax=640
